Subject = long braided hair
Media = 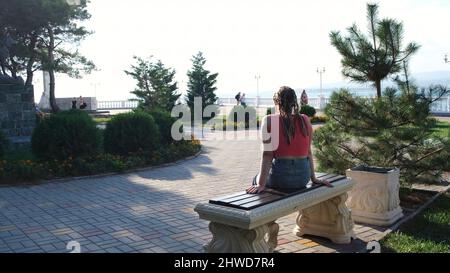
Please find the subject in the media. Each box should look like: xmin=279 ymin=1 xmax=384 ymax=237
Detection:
xmin=273 ymin=86 xmax=309 ymax=144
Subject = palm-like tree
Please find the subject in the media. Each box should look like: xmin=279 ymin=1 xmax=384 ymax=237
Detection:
xmin=330 ymin=3 xmax=420 ymax=98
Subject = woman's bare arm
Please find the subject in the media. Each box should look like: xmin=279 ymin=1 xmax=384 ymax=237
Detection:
xmin=306 ymin=116 xmax=333 ymax=187
xmin=247 ymin=116 xmax=274 ymax=194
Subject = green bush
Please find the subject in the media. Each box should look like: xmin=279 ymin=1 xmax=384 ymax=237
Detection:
xmin=104 ymin=111 xmax=160 ymax=155
xmin=310 ymin=115 xmax=329 ymax=124
xmin=144 ymin=108 xmax=182 ymax=144
xmin=31 ymin=110 xmax=101 ymax=160
xmin=266 ymin=107 xmax=276 ymax=116
xmin=228 ymin=105 xmax=258 ymax=128
xmin=300 ymin=105 xmax=317 ymax=117
xmin=0 ymin=131 xmax=9 ymax=158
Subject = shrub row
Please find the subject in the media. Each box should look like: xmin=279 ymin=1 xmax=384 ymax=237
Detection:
xmin=31 ymin=109 xmax=182 ymax=160
xmin=0 ymin=108 xmax=200 ymax=183
xmin=31 ymin=110 xmax=102 ymax=160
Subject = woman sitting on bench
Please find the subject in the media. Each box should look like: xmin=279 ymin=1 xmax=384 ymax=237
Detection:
xmin=247 ymin=86 xmax=333 ymax=194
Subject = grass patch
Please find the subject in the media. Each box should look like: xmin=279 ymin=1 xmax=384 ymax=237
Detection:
xmin=93 ymin=117 xmax=111 ymax=124
xmin=380 ymin=192 xmax=450 ymax=253
xmin=431 ymin=121 xmax=450 ymax=138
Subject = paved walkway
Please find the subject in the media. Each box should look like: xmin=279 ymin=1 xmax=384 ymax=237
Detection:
xmin=0 ymin=129 xmax=437 ymax=253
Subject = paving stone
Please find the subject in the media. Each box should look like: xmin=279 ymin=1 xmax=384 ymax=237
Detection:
xmin=0 ymin=130 xmax=395 ymax=253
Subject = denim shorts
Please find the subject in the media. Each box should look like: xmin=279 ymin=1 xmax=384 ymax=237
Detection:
xmin=254 ymin=158 xmax=311 ymax=189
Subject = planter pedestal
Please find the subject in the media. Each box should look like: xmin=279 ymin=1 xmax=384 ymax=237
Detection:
xmin=346 ymin=166 xmax=403 ymax=226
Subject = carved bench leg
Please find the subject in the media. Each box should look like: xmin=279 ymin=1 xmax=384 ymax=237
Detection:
xmin=267 ymin=221 xmax=279 ymax=252
xmin=204 ymin=222 xmax=271 ymax=253
xmin=293 ymin=193 xmax=356 ymax=244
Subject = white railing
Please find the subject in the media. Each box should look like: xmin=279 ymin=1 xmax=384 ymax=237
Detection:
xmin=430 ymin=96 xmax=450 ymax=113
xmin=217 ymin=97 xmax=330 ymax=110
xmin=97 ymin=100 xmax=139 ymax=110
xmin=97 ymin=96 xmax=450 ymax=113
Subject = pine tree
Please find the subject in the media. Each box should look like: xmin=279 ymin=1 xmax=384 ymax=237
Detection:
xmin=125 ymin=56 xmax=180 ymax=112
xmin=186 ymin=52 xmax=219 ymax=119
xmin=0 ymin=0 xmax=95 ymax=113
xmin=314 ymin=82 xmax=450 ymax=184
xmin=329 ymin=3 xmax=420 ymax=98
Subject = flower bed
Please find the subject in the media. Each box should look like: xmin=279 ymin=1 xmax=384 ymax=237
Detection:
xmin=0 ymin=139 xmax=201 ymax=184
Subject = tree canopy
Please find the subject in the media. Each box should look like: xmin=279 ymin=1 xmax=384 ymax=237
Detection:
xmin=185 ymin=52 xmax=219 ymax=118
xmin=125 ymin=56 xmax=180 ymax=112
xmin=330 ymin=3 xmax=420 ymax=98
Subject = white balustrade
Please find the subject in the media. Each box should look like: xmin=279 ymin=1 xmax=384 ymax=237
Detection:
xmin=97 ymin=96 xmax=450 ymax=113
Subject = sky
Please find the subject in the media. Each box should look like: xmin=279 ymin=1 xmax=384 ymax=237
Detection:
xmin=33 ymin=0 xmax=450 ymax=102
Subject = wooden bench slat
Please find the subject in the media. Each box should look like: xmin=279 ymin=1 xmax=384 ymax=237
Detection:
xmin=327 ymin=175 xmax=346 ymax=183
xmin=208 ymin=173 xmax=349 ymax=211
xmin=318 ymin=173 xmax=339 ymax=180
xmin=229 ymin=193 xmax=282 ymax=206
xmin=315 ymin=173 xmax=328 ymax=179
xmin=239 ymin=195 xmax=284 ymax=209
xmin=217 ymin=192 xmax=276 ymax=203
xmin=210 ymin=192 xmax=248 ymax=203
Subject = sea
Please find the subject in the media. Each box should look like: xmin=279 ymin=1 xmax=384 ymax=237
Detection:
xmin=256 ymin=87 xmax=377 ymax=99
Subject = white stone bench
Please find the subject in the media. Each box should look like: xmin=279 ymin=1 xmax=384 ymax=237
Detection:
xmin=194 ymin=173 xmax=356 ymax=253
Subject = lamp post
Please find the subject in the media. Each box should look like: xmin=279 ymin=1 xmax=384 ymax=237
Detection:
xmin=255 ymin=74 xmax=261 ymax=108
xmin=317 ymin=67 xmax=326 ymax=110
xmin=90 ymin=82 xmax=100 ymax=98
xmin=317 ymin=67 xmax=325 ymax=97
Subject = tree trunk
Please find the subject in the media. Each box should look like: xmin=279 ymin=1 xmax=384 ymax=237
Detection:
xmin=47 ymin=28 xmax=60 ymax=113
xmin=25 ymin=34 xmax=38 ymax=86
xmin=49 ymin=69 xmax=59 ymax=113
xmin=375 ymin=80 xmax=382 ymax=98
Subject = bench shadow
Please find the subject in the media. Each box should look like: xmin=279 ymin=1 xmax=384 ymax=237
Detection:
xmin=301 ymin=235 xmax=370 ymax=253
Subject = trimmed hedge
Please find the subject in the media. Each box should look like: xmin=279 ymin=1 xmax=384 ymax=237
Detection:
xmin=310 ymin=115 xmax=329 ymax=124
xmin=144 ymin=108 xmax=182 ymax=144
xmin=300 ymin=105 xmax=317 ymax=117
xmin=266 ymin=107 xmax=276 ymax=116
xmin=104 ymin=111 xmax=160 ymax=155
xmin=31 ymin=110 xmax=101 ymax=160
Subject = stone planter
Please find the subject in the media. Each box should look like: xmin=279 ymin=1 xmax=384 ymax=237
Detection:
xmin=346 ymin=166 xmax=403 ymax=226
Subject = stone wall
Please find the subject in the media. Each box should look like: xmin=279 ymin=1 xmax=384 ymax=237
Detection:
xmin=0 ymin=84 xmax=36 ymax=139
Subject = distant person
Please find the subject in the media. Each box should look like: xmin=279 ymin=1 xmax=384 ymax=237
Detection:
xmin=235 ymin=92 xmax=241 ymax=105
xmin=71 ymin=97 xmax=77 ymax=109
xmin=35 ymin=104 xmax=45 ymax=120
xmin=79 ymin=96 xmax=88 ymax=110
xmin=301 ymin=90 xmax=309 ymax=106
xmin=240 ymin=93 xmax=247 ymax=107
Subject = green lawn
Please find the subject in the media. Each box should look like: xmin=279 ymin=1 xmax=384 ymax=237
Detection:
xmin=380 ymin=192 xmax=450 ymax=253
xmin=432 ymin=121 xmax=450 ymax=138
xmin=93 ymin=117 xmax=111 ymax=124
